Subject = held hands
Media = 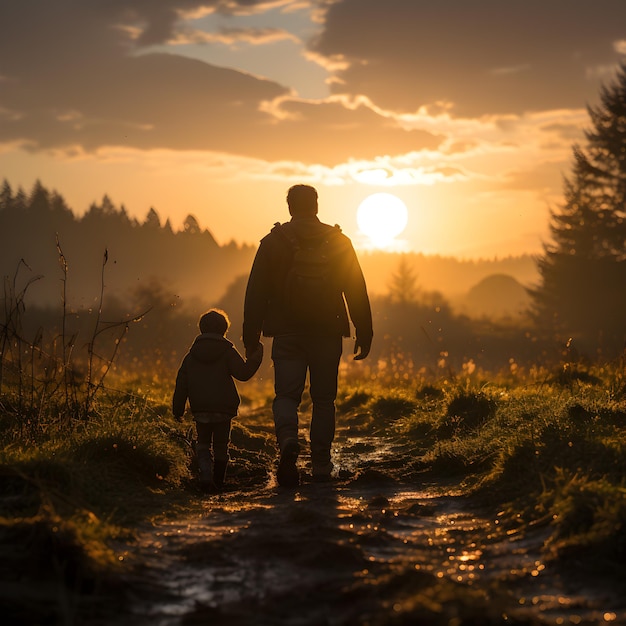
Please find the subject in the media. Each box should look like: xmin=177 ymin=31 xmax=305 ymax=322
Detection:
xmin=246 ymin=341 xmax=264 ymax=360
xmin=353 ymin=332 xmax=373 ymax=361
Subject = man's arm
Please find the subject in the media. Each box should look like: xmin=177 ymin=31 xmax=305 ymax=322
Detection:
xmin=227 ymin=343 xmax=264 ymax=380
xmin=243 ymin=240 xmax=271 ymax=354
xmin=342 ymin=243 xmax=373 ymax=360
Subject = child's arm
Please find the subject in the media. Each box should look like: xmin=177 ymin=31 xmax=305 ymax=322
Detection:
xmin=227 ymin=343 xmax=263 ymax=381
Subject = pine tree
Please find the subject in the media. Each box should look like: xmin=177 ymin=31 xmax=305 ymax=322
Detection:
xmin=388 ymin=255 xmax=419 ymax=304
xmin=28 ymin=179 xmax=51 ymax=214
xmin=183 ymin=214 xmax=201 ymax=235
xmin=0 ymin=179 xmax=12 ymax=211
xmin=531 ymin=65 xmax=626 ymax=358
xmin=143 ymin=207 xmax=161 ymax=229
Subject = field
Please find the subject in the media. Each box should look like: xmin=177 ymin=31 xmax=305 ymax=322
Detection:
xmin=1 ymin=358 xmax=626 ymax=625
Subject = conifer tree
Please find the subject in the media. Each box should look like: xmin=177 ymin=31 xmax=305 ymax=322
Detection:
xmin=143 ymin=207 xmax=161 ymax=229
xmin=531 ymin=65 xmax=626 ymax=358
xmin=388 ymin=256 xmax=419 ymax=304
xmin=28 ymin=179 xmax=51 ymax=214
xmin=0 ymin=180 xmax=14 ymax=214
xmin=183 ymin=214 xmax=201 ymax=235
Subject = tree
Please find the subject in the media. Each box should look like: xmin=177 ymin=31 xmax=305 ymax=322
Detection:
xmin=531 ymin=65 xmax=626 ymax=358
xmin=49 ymin=191 xmax=73 ymax=218
xmin=27 ymin=179 xmax=51 ymax=214
xmin=13 ymin=187 xmax=27 ymax=212
xmin=0 ymin=179 xmax=13 ymax=211
xmin=388 ymin=255 xmax=419 ymax=304
xmin=143 ymin=207 xmax=161 ymax=229
xmin=183 ymin=214 xmax=201 ymax=235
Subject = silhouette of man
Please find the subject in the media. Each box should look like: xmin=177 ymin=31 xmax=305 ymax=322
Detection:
xmin=243 ymin=184 xmax=373 ymax=487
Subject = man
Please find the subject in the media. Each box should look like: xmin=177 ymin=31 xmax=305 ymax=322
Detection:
xmin=243 ymin=184 xmax=373 ymax=487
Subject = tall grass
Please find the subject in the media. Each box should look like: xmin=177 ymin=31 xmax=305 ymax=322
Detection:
xmin=0 ymin=243 xmax=150 ymax=439
xmin=0 ymin=246 xmax=193 ymax=621
xmin=338 ymin=357 xmax=626 ymax=572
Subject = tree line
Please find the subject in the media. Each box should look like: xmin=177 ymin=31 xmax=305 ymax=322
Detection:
xmin=0 ymin=180 xmax=256 ymax=309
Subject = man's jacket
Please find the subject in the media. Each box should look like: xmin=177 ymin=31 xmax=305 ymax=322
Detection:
xmin=172 ymin=333 xmax=262 ymax=417
xmin=243 ymin=215 xmax=373 ymax=349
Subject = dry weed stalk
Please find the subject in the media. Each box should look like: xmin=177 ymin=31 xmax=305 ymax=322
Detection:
xmin=0 ymin=241 xmax=150 ymax=437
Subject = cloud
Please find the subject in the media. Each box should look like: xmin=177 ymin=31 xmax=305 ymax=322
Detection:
xmin=502 ymin=168 xmax=568 ymax=200
xmin=265 ymin=96 xmax=440 ymax=162
xmin=0 ymin=0 xmax=438 ymax=165
xmin=0 ymin=0 xmax=610 ymax=194
xmin=310 ymin=0 xmax=626 ymax=116
xmin=170 ymin=26 xmax=299 ymax=46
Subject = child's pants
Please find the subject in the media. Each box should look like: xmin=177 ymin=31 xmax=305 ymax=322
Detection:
xmin=195 ymin=419 xmax=232 ymax=463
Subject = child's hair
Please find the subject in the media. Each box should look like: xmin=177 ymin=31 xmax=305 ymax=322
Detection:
xmin=198 ymin=309 xmax=230 ymax=336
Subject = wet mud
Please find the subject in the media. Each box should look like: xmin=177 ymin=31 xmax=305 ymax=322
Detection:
xmin=115 ymin=428 xmax=626 ymax=626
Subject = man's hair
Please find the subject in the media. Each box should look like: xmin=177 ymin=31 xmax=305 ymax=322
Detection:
xmin=287 ymin=184 xmax=318 ymax=216
xmin=199 ymin=309 xmax=230 ymax=335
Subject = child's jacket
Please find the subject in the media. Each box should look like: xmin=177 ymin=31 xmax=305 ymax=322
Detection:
xmin=172 ymin=333 xmax=262 ymax=418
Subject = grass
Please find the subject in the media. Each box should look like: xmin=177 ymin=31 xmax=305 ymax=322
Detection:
xmin=0 ymin=384 xmax=207 ymax=623
xmin=381 ymin=368 xmax=626 ymax=576
xmin=334 ymin=362 xmax=626 ymax=577
xmin=1 ymin=358 xmax=626 ymax=621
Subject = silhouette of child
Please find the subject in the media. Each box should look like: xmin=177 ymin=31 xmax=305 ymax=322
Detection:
xmin=173 ymin=309 xmax=263 ymax=492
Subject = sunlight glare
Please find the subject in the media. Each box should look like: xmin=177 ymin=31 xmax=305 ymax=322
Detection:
xmin=357 ymin=193 xmax=408 ymax=248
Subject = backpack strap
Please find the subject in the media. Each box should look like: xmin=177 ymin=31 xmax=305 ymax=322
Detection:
xmin=272 ymin=222 xmax=301 ymax=250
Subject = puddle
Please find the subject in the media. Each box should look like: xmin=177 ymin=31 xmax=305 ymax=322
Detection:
xmin=113 ymin=435 xmax=626 ymax=626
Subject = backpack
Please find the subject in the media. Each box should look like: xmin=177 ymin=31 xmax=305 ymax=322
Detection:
xmin=274 ymin=223 xmax=344 ymax=324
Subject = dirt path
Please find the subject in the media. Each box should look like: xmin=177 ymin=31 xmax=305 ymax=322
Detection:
xmin=113 ymin=433 xmax=624 ymax=626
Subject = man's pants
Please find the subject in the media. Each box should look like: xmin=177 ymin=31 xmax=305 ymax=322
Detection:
xmin=271 ymin=334 xmax=343 ymax=468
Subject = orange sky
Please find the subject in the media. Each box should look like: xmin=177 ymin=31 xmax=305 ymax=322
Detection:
xmin=2 ymin=1 xmax=626 ymax=257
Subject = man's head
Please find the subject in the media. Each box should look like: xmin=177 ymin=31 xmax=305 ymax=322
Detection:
xmin=287 ymin=184 xmax=318 ymax=217
xmin=199 ymin=308 xmax=230 ymax=336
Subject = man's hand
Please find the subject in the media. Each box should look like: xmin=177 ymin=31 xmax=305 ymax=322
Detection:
xmin=245 ymin=341 xmax=263 ymax=359
xmin=353 ymin=333 xmax=372 ymax=361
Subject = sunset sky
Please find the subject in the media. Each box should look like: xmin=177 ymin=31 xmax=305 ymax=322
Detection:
xmin=2 ymin=0 xmax=626 ymax=258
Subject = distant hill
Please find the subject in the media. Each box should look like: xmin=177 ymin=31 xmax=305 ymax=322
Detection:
xmin=455 ymin=274 xmax=532 ymax=319
xmin=358 ymin=252 xmax=538 ymax=300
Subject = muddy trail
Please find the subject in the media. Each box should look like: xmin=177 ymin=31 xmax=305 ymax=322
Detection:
xmin=113 ymin=421 xmax=625 ymax=626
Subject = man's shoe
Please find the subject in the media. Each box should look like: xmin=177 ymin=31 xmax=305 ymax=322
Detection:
xmin=312 ymin=473 xmax=334 ymax=483
xmin=213 ymin=460 xmax=228 ymax=489
xmin=277 ymin=439 xmax=300 ymax=488
xmin=199 ymin=479 xmax=218 ymax=494
xmin=312 ymin=460 xmax=334 ymax=483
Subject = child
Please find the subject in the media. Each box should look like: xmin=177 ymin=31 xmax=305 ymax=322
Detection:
xmin=173 ymin=309 xmax=263 ymax=492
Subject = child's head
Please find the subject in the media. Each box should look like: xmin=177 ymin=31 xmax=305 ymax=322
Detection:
xmin=199 ymin=309 xmax=230 ymax=336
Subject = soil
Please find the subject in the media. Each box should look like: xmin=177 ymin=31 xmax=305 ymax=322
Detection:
xmin=3 ymin=406 xmax=625 ymax=625
xmin=109 ymin=418 xmax=626 ymax=626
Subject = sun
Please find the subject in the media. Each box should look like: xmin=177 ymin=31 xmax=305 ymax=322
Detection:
xmin=357 ymin=192 xmax=408 ymax=248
